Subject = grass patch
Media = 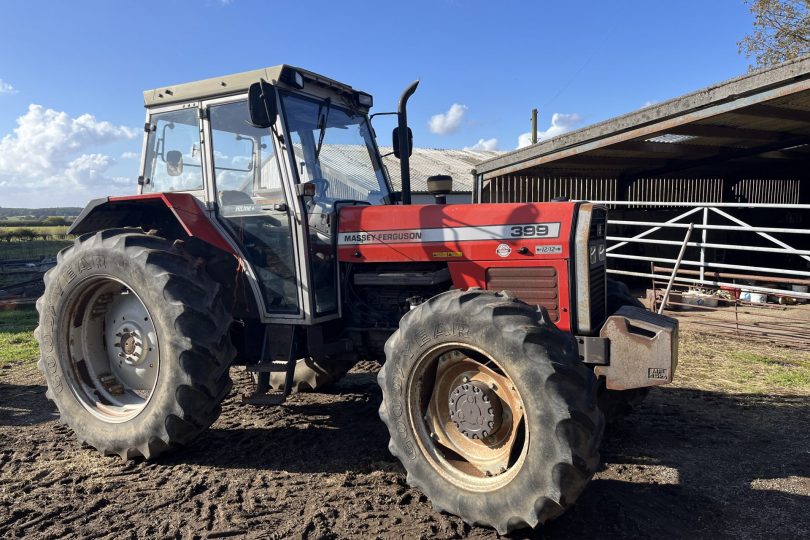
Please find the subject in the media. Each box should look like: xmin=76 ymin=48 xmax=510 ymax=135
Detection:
xmin=0 ymin=305 xmax=39 ymax=366
xmin=674 ymin=330 xmax=810 ymax=395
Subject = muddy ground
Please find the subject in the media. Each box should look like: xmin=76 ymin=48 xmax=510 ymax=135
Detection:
xmin=1 ymin=357 xmax=808 ymax=539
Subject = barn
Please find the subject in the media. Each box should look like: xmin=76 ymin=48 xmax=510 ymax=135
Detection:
xmin=470 ymin=55 xmax=810 ymax=323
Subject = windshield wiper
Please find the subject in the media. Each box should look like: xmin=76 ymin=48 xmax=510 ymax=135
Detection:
xmin=315 ymin=98 xmax=331 ymax=160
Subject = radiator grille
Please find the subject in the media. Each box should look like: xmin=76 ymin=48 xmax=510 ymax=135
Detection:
xmin=589 ymin=264 xmax=606 ymax=329
xmin=588 ymin=207 xmax=607 ymax=329
xmin=485 ymin=267 xmax=559 ymax=321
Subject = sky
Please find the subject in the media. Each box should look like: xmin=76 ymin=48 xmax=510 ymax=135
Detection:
xmin=0 ymin=0 xmax=756 ymax=207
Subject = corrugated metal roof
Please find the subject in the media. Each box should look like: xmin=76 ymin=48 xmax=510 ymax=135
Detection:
xmin=285 ymin=144 xmax=498 ymax=196
xmin=380 ymin=147 xmax=501 ymax=192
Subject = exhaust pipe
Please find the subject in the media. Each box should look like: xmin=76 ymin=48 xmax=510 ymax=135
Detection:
xmin=397 ymin=80 xmax=419 ymax=205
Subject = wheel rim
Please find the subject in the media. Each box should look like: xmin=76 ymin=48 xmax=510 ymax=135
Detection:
xmin=62 ymin=276 xmax=160 ymax=423
xmin=407 ymin=343 xmax=528 ymax=491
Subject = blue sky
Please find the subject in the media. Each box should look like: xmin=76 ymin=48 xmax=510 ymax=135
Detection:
xmin=0 ymin=0 xmax=755 ymax=207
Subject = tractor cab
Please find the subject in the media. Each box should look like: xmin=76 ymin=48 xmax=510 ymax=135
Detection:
xmin=138 ymin=66 xmax=392 ymax=324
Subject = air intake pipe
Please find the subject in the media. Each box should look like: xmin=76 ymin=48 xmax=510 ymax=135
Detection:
xmin=427 ymin=175 xmax=453 ymax=204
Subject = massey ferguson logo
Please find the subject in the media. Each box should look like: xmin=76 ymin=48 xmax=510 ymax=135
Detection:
xmin=341 ymin=231 xmax=422 ymax=243
xmin=496 ymin=244 xmax=512 ymax=257
xmin=339 ymin=222 xmax=561 ymax=246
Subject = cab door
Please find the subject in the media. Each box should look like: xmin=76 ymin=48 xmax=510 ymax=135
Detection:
xmin=201 ymin=96 xmax=309 ymax=322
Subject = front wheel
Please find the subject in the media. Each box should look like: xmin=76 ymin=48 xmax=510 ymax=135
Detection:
xmin=35 ymin=229 xmax=235 ymax=460
xmin=378 ymin=290 xmax=604 ymax=534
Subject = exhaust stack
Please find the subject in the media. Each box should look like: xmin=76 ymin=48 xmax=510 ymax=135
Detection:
xmin=397 ymin=80 xmax=419 ymax=205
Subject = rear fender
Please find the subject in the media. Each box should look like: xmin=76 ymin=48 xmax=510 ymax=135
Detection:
xmin=69 ymin=193 xmax=236 ymax=255
xmin=68 ymin=193 xmax=263 ymax=318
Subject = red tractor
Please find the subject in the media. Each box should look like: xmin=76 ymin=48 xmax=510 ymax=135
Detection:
xmin=36 ymin=65 xmax=677 ymax=533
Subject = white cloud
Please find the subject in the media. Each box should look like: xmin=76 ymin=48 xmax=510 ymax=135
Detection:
xmin=641 ymin=100 xmax=658 ymax=108
xmin=464 ymin=138 xmax=498 ymax=151
xmin=0 ymin=79 xmax=16 ymax=94
xmin=428 ymin=103 xmax=468 ymax=135
xmin=0 ymin=104 xmax=138 ymax=205
xmin=120 ymin=151 xmax=139 ymax=159
xmin=517 ymin=112 xmax=582 ymax=148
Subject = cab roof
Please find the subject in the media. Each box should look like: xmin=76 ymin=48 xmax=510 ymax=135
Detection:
xmin=143 ymin=64 xmax=360 ymax=107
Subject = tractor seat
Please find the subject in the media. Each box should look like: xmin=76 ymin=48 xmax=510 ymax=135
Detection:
xmin=219 ymin=190 xmax=255 ymax=207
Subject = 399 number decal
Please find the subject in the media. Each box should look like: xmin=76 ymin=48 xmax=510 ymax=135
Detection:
xmin=510 ymin=224 xmax=550 ymax=237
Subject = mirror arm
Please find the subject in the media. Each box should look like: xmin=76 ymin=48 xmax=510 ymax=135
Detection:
xmin=369 ymin=111 xmax=397 ymax=120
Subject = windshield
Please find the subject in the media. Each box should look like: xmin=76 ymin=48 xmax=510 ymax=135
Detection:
xmin=280 ymin=92 xmax=390 ymax=205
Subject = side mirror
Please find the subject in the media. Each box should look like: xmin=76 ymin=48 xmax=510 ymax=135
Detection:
xmin=166 ymin=150 xmax=183 ymax=176
xmin=248 ymin=80 xmax=278 ymax=128
xmin=392 ymin=127 xmax=413 ymax=159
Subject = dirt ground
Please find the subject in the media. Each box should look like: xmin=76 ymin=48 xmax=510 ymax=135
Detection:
xmin=1 ymin=351 xmax=809 ymax=539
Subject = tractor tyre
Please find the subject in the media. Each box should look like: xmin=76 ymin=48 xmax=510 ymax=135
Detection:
xmin=35 ymin=229 xmax=235 ymax=460
xmin=378 ymin=289 xmax=604 ymax=534
xmin=268 ymin=354 xmax=356 ymax=392
xmin=598 ymin=278 xmax=651 ymax=425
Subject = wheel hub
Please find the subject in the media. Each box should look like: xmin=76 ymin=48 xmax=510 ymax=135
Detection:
xmin=122 ymin=334 xmax=136 ymax=355
xmin=114 ymin=323 xmax=149 ymax=366
xmin=102 ymin=291 xmax=158 ymax=392
xmin=421 ymin=348 xmax=526 ymax=480
xmin=448 ymin=380 xmax=502 ymax=439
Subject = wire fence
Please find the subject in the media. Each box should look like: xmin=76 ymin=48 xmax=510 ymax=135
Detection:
xmin=0 ymin=240 xmax=71 ymax=262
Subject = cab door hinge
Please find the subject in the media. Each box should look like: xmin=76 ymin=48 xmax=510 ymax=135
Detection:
xmin=198 ymin=108 xmax=209 ymax=120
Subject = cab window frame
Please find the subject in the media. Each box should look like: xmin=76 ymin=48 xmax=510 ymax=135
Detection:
xmin=139 ymin=103 xmax=206 ymax=196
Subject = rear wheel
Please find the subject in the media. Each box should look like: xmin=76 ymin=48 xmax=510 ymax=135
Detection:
xmin=268 ymin=355 xmax=356 ymax=392
xmin=598 ymin=278 xmax=651 ymax=424
xmin=379 ymin=290 xmax=603 ymax=534
xmin=35 ymin=229 xmax=235 ymax=459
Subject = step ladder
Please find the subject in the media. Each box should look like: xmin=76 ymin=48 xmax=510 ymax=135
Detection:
xmin=242 ymin=326 xmax=299 ymax=406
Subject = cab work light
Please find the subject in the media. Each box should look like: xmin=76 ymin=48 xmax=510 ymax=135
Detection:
xmin=355 ymin=92 xmax=373 ymax=108
xmin=282 ymin=69 xmax=305 ymax=89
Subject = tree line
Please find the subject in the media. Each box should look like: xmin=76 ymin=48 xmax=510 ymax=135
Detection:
xmin=0 ymin=207 xmax=81 ymax=220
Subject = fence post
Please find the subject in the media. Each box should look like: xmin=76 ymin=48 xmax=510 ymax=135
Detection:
xmin=700 ymin=207 xmax=708 ymax=284
xmin=659 ymin=223 xmax=695 ymax=315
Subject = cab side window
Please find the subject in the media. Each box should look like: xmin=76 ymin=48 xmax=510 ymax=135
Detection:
xmin=142 ymin=108 xmax=204 ymax=193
